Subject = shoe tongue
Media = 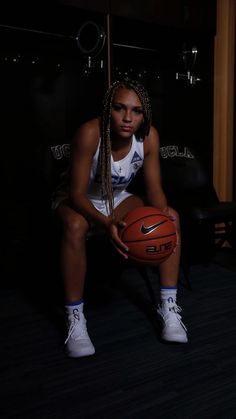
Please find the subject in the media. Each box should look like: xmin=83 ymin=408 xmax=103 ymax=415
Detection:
xmin=72 ymin=308 xmax=80 ymax=320
xmin=167 ymin=297 xmax=175 ymax=304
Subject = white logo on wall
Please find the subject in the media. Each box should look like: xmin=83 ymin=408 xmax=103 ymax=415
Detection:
xmin=160 ymin=145 xmax=194 ymax=159
xmin=51 ymin=144 xmax=71 ymax=160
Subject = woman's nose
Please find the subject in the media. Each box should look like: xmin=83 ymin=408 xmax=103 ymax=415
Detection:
xmin=123 ymin=110 xmax=132 ymax=122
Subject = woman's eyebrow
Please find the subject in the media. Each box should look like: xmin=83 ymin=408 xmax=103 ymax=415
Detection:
xmin=113 ymin=102 xmax=143 ymax=108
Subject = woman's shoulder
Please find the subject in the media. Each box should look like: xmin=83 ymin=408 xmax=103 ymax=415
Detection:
xmin=78 ymin=117 xmax=101 ymax=137
xmin=149 ymin=125 xmax=159 ymax=138
xmin=144 ymin=125 xmax=160 ymax=144
xmin=72 ymin=118 xmax=101 ymax=155
xmin=143 ymin=125 xmax=160 ymax=154
xmin=73 ymin=117 xmax=100 ymax=144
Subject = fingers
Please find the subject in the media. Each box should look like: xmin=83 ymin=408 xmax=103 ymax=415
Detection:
xmin=108 ymin=219 xmax=130 ymax=259
xmin=110 ymin=238 xmax=129 ymax=259
xmin=164 ymin=208 xmax=176 ymax=222
xmin=117 ymin=220 xmax=127 ymax=228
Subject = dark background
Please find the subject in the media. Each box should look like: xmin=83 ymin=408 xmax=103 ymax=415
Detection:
xmin=2 ymin=6 xmax=236 ymax=419
xmin=0 ymin=0 xmax=216 ymax=274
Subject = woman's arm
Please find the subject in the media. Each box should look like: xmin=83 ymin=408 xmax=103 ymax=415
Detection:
xmin=70 ymin=118 xmax=110 ymax=228
xmin=143 ymin=126 xmax=168 ymax=211
xmin=143 ymin=126 xmax=180 ymax=247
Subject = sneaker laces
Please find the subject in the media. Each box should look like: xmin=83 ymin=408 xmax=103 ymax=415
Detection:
xmin=65 ymin=309 xmax=88 ymax=344
xmin=158 ymin=298 xmax=187 ymax=331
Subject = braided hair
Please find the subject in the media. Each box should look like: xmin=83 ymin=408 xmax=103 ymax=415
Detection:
xmin=99 ymin=78 xmax=152 ymax=218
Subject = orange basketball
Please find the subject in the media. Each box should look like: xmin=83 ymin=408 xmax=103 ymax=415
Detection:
xmin=120 ymin=206 xmax=177 ymax=265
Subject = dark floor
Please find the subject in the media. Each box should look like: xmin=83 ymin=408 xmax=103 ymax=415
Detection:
xmin=1 ymin=246 xmax=236 ymax=419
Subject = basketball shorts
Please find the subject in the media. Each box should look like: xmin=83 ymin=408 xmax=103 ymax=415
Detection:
xmin=52 ymin=189 xmax=133 ymax=215
xmin=89 ymin=190 xmax=133 ymax=216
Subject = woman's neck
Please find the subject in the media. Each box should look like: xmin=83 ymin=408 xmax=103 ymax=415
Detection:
xmin=111 ymin=136 xmax=133 ymax=161
xmin=111 ymin=135 xmax=133 ymax=150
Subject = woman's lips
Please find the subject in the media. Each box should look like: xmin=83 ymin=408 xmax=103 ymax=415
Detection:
xmin=120 ymin=126 xmax=133 ymax=132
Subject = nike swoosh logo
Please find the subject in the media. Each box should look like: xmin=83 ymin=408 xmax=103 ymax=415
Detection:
xmin=141 ymin=220 xmax=167 ymax=235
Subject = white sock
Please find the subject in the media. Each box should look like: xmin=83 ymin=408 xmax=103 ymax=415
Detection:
xmin=160 ymin=287 xmax=177 ymax=304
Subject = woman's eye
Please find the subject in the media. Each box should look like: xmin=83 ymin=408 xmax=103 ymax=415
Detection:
xmin=113 ymin=104 xmax=122 ymax=111
xmin=134 ymin=108 xmax=143 ymax=114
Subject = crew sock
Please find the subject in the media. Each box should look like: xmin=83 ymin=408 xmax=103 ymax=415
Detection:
xmin=160 ymin=287 xmax=177 ymax=303
xmin=65 ymin=299 xmax=84 ymax=316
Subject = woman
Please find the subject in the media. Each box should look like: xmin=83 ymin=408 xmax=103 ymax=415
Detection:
xmin=53 ymin=79 xmax=188 ymax=358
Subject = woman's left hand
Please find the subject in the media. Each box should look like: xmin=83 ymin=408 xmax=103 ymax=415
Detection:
xmin=162 ymin=206 xmax=180 ymax=249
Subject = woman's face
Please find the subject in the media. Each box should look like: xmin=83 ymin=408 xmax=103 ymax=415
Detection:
xmin=110 ymin=87 xmax=144 ymax=139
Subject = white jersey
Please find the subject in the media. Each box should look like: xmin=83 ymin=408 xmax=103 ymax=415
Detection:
xmin=87 ymin=134 xmax=144 ymax=215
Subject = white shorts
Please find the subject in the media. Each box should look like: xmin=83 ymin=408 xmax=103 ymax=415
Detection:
xmin=90 ymin=190 xmax=133 ymax=216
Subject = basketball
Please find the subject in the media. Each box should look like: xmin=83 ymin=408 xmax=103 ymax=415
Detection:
xmin=120 ymin=206 xmax=177 ymax=265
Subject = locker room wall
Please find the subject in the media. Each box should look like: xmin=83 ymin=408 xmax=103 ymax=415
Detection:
xmin=0 ymin=4 xmax=107 ymax=274
xmin=0 ymin=1 xmax=216 ymax=272
xmin=111 ymin=16 xmax=215 ymax=171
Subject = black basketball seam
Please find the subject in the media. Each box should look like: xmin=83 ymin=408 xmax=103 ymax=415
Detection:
xmin=123 ymin=232 xmax=176 ymax=243
xmin=125 ymin=213 xmax=169 ymax=226
xmin=128 ymin=254 xmax=169 ymax=264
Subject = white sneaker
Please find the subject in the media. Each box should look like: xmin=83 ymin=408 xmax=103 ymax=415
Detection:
xmin=157 ymin=297 xmax=188 ymax=343
xmin=65 ymin=308 xmax=95 ymax=358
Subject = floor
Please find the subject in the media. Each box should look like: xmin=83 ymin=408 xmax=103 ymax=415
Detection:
xmin=1 ymin=244 xmax=236 ymax=419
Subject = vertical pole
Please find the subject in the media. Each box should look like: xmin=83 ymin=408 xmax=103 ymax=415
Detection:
xmin=213 ymin=0 xmax=235 ymax=200
xmin=106 ymin=0 xmax=112 ymax=88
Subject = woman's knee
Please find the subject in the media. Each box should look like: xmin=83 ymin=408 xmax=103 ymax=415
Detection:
xmin=57 ymin=204 xmax=89 ymax=241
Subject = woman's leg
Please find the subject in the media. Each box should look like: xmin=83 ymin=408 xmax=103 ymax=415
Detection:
xmin=115 ymin=199 xmax=187 ymax=343
xmin=56 ymin=202 xmax=95 ymax=358
xmin=56 ymin=202 xmax=89 ymax=302
xmin=158 ymin=208 xmax=181 ymax=288
xmin=114 ymin=194 xmax=145 ymax=220
xmin=157 ymin=209 xmax=188 ymax=343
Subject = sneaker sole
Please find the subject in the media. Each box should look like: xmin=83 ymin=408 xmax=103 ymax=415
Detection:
xmin=65 ymin=348 xmax=95 ymax=358
xmin=161 ymin=335 xmax=188 ymax=344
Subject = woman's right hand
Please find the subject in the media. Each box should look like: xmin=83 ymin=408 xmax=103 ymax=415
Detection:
xmin=106 ymin=218 xmax=129 ymax=259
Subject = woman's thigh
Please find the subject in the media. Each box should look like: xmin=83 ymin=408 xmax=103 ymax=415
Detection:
xmin=114 ymin=195 xmax=145 ymax=220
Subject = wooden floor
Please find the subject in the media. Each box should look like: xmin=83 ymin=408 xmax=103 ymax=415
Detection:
xmin=1 ymin=247 xmax=236 ymax=419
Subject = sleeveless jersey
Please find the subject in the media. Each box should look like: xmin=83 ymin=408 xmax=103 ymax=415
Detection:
xmin=87 ymin=134 xmax=144 ymax=201
xmin=51 ymin=134 xmax=144 ymax=213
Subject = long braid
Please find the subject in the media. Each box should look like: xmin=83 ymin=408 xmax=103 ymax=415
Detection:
xmin=99 ymin=78 xmax=152 ymax=218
